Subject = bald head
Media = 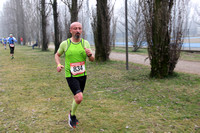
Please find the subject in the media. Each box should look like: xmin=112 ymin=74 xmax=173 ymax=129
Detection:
xmin=70 ymin=22 xmax=82 ymax=29
xmin=70 ymin=22 xmax=82 ymax=41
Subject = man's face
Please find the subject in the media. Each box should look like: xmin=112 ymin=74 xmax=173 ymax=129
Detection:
xmin=70 ymin=23 xmax=82 ymax=39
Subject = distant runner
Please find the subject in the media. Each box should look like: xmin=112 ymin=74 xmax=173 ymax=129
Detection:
xmin=8 ymin=34 xmax=15 ymax=59
xmin=55 ymin=22 xmax=94 ymax=128
xmin=3 ymin=36 xmax=7 ymax=50
xmin=20 ymin=37 xmax=23 ymax=45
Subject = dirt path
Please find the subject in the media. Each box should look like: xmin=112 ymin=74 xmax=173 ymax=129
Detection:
xmin=109 ymin=52 xmax=200 ymax=75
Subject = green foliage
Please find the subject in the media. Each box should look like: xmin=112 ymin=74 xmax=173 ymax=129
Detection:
xmin=0 ymin=46 xmax=199 ymax=132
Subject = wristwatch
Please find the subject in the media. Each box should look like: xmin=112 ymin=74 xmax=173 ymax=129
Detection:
xmin=88 ymin=54 xmax=92 ymax=57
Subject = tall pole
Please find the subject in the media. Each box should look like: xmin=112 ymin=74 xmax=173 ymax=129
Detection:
xmin=188 ymin=29 xmax=191 ymax=50
xmin=125 ymin=0 xmax=129 ymax=70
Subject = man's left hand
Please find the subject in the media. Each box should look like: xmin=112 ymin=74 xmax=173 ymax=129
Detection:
xmin=84 ymin=48 xmax=92 ymax=57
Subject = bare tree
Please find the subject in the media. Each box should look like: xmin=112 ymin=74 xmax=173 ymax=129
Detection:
xmin=61 ymin=0 xmax=84 ymax=23
xmin=193 ymin=2 xmax=200 ymax=25
xmin=142 ymin=0 xmax=189 ymax=78
xmin=110 ymin=15 xmax=118 ymax=49
xmin=14 ymin=0 xmax=26 ymax=45
xmin=63 ymin=5 xmax=70 ymax=40
xmin=40 ymin=0 xmax=50 ymax=51
xmin=84 ymin=0 xmax=91 ymax=40
xmin=61 ymin=0 xmax=84 ymax=37
xmin=57 ymin=4 xmax=70 ymax=40
xmin=129 ymin=0 xmax=145 ymax=52
xmin=110 ymin=3 xmax=118 ymax=50
xmin=169 ymin=0 xmax=189 ymax=74
xmin=50 ymin=0 xmax=61 ymax=54
xmin=91 ymin=7 xmax=97 ymax=45
xmin=1 ymin=0 xmax=45 ymax=47
xmin=23 ymin=0 xmax=41 ymax=46
xmin=1 ymin=1 xmax=17 ymax=37
xmin=1 ymin=0 xmax=27 ymax=44
xmin=36 ymin=0 xmax=42 ymax=47
xmin=95 ymin=0 xmax=111 ymax=62
xmin=119 ymin=0 xmax=145 ymax=52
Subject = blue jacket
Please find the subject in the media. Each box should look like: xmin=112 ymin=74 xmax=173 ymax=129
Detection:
xmin=8 ymin=37 xmax=15 ymax=44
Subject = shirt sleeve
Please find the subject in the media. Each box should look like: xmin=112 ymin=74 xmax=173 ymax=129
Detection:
xmin=84 ymin=40 xmax=92 ymax=52
xmin=57 ymin=41 xmax=68 ymax=55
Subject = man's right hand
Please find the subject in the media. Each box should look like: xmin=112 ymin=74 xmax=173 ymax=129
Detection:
xmin=57 ymin=64 xmax=64 ymax=72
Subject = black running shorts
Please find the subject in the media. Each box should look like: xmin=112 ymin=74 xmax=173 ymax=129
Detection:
xmin=10 ymin=47 xmax=15 ymax=54
xmin=66 ymin=76 xmax=87 ymax=95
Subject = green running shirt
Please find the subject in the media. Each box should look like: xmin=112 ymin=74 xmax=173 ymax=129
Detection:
xmin=58 ymin=39 xmax=92 ymax=77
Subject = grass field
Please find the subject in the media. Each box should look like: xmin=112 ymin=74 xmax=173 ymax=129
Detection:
xmin=0 ymin=45 xmax=200 ymax=132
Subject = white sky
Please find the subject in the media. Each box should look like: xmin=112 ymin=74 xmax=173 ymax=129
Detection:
xmin=0 ymin=0 xmax=7 ymax=11
xmin=0 ymin=0 xmax=199 ymax=10
xmin=0 ymin=0 xmax=199 ymax=14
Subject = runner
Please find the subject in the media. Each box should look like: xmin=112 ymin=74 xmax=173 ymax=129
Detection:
xmin=8 ymin=34 xmax=15 ymax=59
xmin=3 ymin=36 xmax=7 ymax=50
xmin=20 ymin=37 xmax=23 ymax=46
xmin=55 ymin=22 xmax=94 ymax=128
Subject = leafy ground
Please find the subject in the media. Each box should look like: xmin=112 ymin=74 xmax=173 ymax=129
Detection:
xmin=0 ymin=45 xmax=200 ymax=132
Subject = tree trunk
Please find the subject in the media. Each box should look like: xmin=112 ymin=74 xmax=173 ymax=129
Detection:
xmin=41 ymin=0 xmax=48 ymax=51
xmin=71 ymin=0 xmax=78 ymax=23
xmin=15 ymin=0 xmax=21 ymax=43
xmin=95 ymin=0 xmax=111 ymax=62
xmin=20 ymin=0 xmax=26 ymax=45
xmin=111 ymin=17 xmax=117 ymax=50
xmin=14 ymin=0 xmax=26 ymax=45
xmin=150 ymin=1 xmax=170 ymax=78
xmin=142 ymin=0 xmax=187 ymax=78
xmin=52 ymin=0 xmax=60 ymax=54
xmin=143 ymin=0 xmax=174 ymax=78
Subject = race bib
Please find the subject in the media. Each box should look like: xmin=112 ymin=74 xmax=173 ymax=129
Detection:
xmin=70 ymin=61 xmax=85 ymax=75
xmin=10 ymin=44 xmax=14 ymax=47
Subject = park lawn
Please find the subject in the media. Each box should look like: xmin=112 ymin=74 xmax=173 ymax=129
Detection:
xmin=0 ymin=45 xmax=200 ymax=132
xmin=180 ymin=52 xmax=200 ymax=62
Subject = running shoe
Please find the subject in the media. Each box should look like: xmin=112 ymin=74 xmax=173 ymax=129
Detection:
xmin=69 ymin=111 xmax=79 ymax=124
xmin=68 ymin=112 xmax=77 ymax=128
xmin=76 ymin=117 xmax=79 ymax=125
